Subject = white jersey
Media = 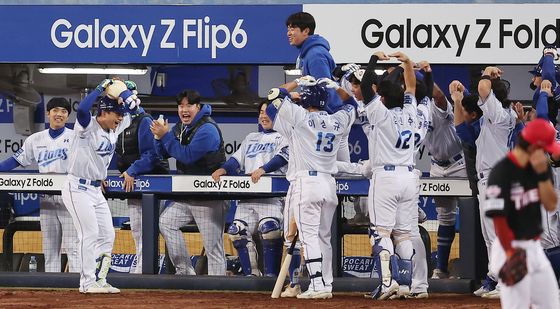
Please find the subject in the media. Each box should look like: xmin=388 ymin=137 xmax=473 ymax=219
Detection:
xmin=415 ymin=96 xmax=430 ymax=154
xmin=423 ymin=99 xmax=463 ymax=161
xmin=273 ymin=98 xmax=355 ymax=181
xmin=67 ymin=115 xmax=131 ymax=180
xmin=356 ymin=99 xmax=371 ymax=136
xmin=231 ymin=131 xmax=288 ymax=175
xmin=366 ymin=93 xmax=417 ymax=167
xmin=13 ymin=128 xmax=74 ymax=173
xmin=475 ymin=90 xmax=517 ymax=175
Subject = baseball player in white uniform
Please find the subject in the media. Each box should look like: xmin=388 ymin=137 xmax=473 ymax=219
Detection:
xmin=212 ymin=101 xmax=288 ymax=277
xmin=418 ymin=66 xmax=468 ymax=280
xmin=473 ymin=67 xmax=517 ymax=298
xmin=0 ymin=98 xmax=79 ymax=272
xmin=361 ymin=51 xmax=418 ymax=300
xmin=408 ymin=62 xmax=432 ymax=299
xmin=266 ymin=77 xmax=356 ymax=299
xmin=62 ymin=79 xmax=136 ymax=293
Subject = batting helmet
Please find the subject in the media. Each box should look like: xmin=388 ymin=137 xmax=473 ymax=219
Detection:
xmin=300 ymin=84 xmax=329 ymax=110
xmin=97 ymin=96 xmax=126 ymax=115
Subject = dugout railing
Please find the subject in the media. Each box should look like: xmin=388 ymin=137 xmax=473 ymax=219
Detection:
xmin=0 ymin=173 xmax=483 ymax=292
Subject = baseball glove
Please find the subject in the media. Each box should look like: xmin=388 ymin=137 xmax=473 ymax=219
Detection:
xmin=499 ymin=248 xmax=527 ymax=286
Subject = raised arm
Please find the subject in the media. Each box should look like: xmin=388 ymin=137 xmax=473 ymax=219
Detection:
xmin=389 ymin=51 xmax=415 ymax=95
xmin=478 ymin=66 xmax=503 ymax=102
xmin=450 ymin=80 xmax=466 ymax=126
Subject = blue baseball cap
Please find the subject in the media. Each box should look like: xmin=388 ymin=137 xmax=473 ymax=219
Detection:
xmin=97 ymin=96 xmax=126 ymax=115
xmin=528 ymin=66 xmax=542 ymax=76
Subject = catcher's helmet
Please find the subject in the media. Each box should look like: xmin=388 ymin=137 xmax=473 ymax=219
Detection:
xmin=300 ymin=84 xmax=329 ymax=110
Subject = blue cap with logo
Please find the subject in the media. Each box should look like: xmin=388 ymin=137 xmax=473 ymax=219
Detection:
xmin=97 ymin=96 xmax=126 ymax=115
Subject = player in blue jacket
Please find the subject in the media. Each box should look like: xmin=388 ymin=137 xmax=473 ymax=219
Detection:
xmin=151 ymin=89 xmax=227 ymax=276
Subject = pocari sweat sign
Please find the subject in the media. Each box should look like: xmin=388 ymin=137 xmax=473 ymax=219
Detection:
xmin=0 ymin=5 xmax=300 ymax=63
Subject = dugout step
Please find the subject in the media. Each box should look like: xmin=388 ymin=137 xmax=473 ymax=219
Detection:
xmin=0 ymin=273 xmax=473 ymax=294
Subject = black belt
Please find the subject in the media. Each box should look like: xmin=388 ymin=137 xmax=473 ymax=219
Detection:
xmin=79 ymin=178 xmax=102 ymax=187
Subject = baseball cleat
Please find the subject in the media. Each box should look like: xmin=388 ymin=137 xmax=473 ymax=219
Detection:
xmin=406 ymin=291 xmax=429 ymax=299
xmin=296 ymin=288 xmax=332 ymax=299
xmin=99 ymin=281 xmax=120 ymax=294
xmin=389 ymin=285 xmax=410 ymax=300
xmin=280 ymin=284 xmax=301 ymax=298
xmin=373 ymin=282 xmax=399 ymax=300
xmin=431 ymin=268 xmax=450 ymax=279
xmin=80 ymin=282 xmax=111 ymax=294
xmin=473 ymin=277 xmax=497 ymax=297
xmin=481 ymin=289 xmax=500 ymax=299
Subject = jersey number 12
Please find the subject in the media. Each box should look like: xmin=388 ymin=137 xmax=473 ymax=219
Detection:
xmin=395 ymin=130 xmax=420 ymax=149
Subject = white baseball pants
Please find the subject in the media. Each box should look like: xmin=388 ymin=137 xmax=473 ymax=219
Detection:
xmin=61 ymin=176 xmax=115 ymax=291
xmin=41 ymin=194 xmax=80 ymax=272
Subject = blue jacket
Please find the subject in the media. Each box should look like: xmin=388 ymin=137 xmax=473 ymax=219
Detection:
xmin=297 ymin=34 xmax=336 ymax=79
xmin=297 ymin=35 xmax=341 ymax=114
xmin=155 ymin=104 xmax=221 ymax=166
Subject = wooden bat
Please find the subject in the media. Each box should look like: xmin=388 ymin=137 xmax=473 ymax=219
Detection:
xmin=271 ymin=230 xmax=298 ymax=299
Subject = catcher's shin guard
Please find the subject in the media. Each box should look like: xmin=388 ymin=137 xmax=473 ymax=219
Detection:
xmin=289 ymin=248 xmax=301 ymax=285
xmin=95 ymin=253 xmax=111 ymax=283
xmin=258 ymin=217 xmax=283 ymax=277
xmin=228 ymin=220 xmax=259 ymax=276
xmin=396 ymin=254 xmax=413 ymax=287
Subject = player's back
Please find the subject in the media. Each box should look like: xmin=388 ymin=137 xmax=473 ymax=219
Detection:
xmin=475 ymin=93 xmax=516 ymax=174
xmin=286 ymin=111 xmax=348 ymax=180
xmin=366 ymin=94 xmax=417 ymax=168
xmin=424 ymin=99 xmax=463 ymax=161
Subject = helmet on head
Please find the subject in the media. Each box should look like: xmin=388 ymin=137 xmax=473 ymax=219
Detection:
xmin=300 ymin=84 xmax=329 ymax=110
xmin=97 ymin=96 xmax=126 ymax=116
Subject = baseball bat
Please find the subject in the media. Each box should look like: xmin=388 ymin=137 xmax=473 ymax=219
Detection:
xmin=271 ymin=232 xmax=298 ymax=299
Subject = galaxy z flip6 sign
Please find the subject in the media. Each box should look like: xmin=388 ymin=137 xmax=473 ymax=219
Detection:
xmin=306 ymin=4 xmax=560 ymax=64
xmin=0 ymin=5 xmax=299 ymax=63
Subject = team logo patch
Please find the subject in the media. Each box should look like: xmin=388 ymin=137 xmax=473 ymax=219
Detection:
xmin=486 ymin=185 xmax=501 ymax=198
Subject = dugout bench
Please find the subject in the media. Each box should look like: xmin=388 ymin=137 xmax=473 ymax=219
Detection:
xmin=0 ymin=173 xmax=485 ymax=283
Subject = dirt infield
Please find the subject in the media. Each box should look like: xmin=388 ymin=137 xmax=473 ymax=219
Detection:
xmin=0 ymin=289 xmax=501 ymax=308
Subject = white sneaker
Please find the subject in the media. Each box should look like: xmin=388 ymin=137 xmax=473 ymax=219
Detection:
xmin=389 ymin=285 xmax=410 ymax=299
xmin=431 ymin=269 xmax=450 ymax=279
xmin=482 ymin=289 xmax=500 ymax=299
xmin=99 ymin=281 xmax=120 ymax=294
xmin=296 ymin=288 xmax=332 ymax=299
xmin=80 ymin=282 xmax=111 ymax=294
xmin=280 ymin=284 xmax=301 ymax=298
xmin=377 ymin=281 xmax=399 ymax=300
xmin=406 ymin=291 xmax=429 ymax=299
xmin=473 ymin=278 xmax=496 ymax=297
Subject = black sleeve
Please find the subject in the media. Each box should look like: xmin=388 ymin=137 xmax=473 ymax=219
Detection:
xmin=423 ymin=71 xmax=434 ymax=100
xmin=485 ymin=164 xmax=510 ymax=218
xmin=360 ymin=55 xmax=379 ymax=103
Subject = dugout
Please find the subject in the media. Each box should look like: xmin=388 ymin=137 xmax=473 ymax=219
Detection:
xmin=0 ymin=2 xmax=554 ymax=294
